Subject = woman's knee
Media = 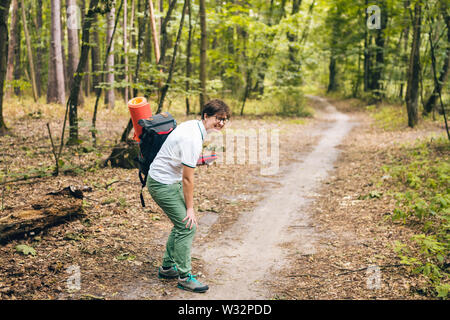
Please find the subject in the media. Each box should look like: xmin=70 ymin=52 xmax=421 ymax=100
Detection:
xmin=179 ymin=223 xmax=196 ymax=237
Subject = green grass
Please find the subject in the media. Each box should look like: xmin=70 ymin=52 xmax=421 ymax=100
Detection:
xmin=367 ymin=104 xmax=408 ymax=130
xmin=382 ymin=135 xmax=449 ymax=298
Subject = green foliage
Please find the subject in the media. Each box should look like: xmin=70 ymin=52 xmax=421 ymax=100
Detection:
xmin=117 ymin=196 xmax=128 ymax=208
xmin=265 ymin=86 xmax=311 ymax=117
xmin=367 ymin=104 xmax=408 ymax=130
xmin=383 ymin=136 xmax=449 ymax=298
xmin=15 ymin=244 xmax=37 ymax=256
xmin=116 ymin=252 xmax=135 ymax=261
xmin=5 ymin=79 xmax=32 ymax=92
xmin=358 ymin=190 xmax=383 ymax=200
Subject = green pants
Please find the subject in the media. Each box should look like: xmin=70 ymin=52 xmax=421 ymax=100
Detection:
xmin=147 ymin=176 xmax=196 ymax=277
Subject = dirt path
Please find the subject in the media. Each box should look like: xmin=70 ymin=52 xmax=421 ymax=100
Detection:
xmin=171 ymin=96 xmax=356 ymax=300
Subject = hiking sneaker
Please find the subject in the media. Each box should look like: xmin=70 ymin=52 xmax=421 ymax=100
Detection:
xmin=177 ymin=274 xmax=209 ymax=293
xmin=158 ymin=265 xmax=179 ymax=279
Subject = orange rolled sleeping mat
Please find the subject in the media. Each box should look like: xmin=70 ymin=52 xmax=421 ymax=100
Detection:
xmin=128 ymin=97 xmax=152 ymax=142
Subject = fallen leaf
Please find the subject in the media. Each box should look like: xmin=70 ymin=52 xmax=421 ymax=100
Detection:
xmin=15 ymin=244 xmax=36 ymax=256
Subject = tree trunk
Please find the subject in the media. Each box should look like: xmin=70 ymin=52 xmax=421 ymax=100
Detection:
xmin=285 ymin=0 xmax=302 ymax=86
xmin=50 ymin=0 xmax=66 ymax=104
xmin=148 ymin=0 xmax=161 ymax=65
xmin=47 ymin=41 xmax=57 ymax=103
xmin=405 ymin=1 xmax=422 ymax=128
xmin=240 ymin=69 xmax=251 ymax=116
xmin=327 ymin=53 xmax=337 ymax=93
xmin=427 ymin=3 xmax=449 ymax=139
xmin=158 ymin=0 xmax=177 ymax=68
xmin=20 ymin=0 xmax=38 ymax=102
xmin=67 ymin=0 xmax=84 ymax=106
xmin=424 ymin=4 xmax=449 ymax=115
xmin=13 ymin=0 xmax=21 ymax=96
xmin=5 ymin=0 xmax=19 ymax=99
xmin=157 ymin=0 xmax=187 ymax=114
xmin=105 ymin=4 xmax=116 ymax=109
xmin=35 ymin=0 xmax=43 ymax=97
xmin=0 ymin=193 xmax=84 ymax=243
xmin=102 ymin=140 xmax=139 ymax=168
xmin=92 ymin=0 xmax=124 ymax=144
xmin=80 ymin=0 xmax=90 ymax=98
xmin=91 ymin=24 xmax=101 ymax=95
xmin=133 ymin=0 xmax=147 ymax=97
xmin=185 ymin=0 xmax=192 ymax=115
xmin=353 ymin=46 xmax=362 ymax=97
xmin=0 ymin=0 xmax=13 ymax=136
xmin=67 ymin=0 xmax=83 ymax=144
xmin=124 ymin=0 xmax=129 ymax=103
xmin=371 ymin=0 xmax=388 ymax=100
xmin=399 ymin=0 xmax=410 ymax=99
xmin=144 ymin=11 xmax=152 ymax=63
xmin=363 ymin=0 xmax=371 ymax=92
xmin=67 ymin=0 xmax=101 ymax=145
xmin=60 ymin=5 xmax=69 ymax=94
xmin=118 ymin=0 xmax=146 ymax=143
xmin=199 ymin=0 xmax=207 ymax=111
xmin=159 ymin=0 xmax=163 ymax=41
xmin=130 ymin=0 xmax=136 ymax=48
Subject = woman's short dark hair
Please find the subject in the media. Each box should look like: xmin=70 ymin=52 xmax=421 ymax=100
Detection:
xmin=201 ymin=99 xmax=231 ymax=120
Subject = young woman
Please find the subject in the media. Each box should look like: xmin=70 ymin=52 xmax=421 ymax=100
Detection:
xmin=147 ymin=99 xmax=231 ymax=293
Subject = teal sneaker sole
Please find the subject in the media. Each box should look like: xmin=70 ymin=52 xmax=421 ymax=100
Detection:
xmin=177 ymin=283 xmax=209 ymax=293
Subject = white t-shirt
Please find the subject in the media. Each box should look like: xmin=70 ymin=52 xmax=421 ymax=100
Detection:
xmin=149 ymin=120 xmax=207 ymax=184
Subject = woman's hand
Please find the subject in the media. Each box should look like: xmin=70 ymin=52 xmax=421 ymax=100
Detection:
xmin=182 ymin=207 xmax=198 ymax=230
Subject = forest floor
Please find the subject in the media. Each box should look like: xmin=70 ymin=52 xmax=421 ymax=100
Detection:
xmin=0 ymin=95 xmax=446 ymax=300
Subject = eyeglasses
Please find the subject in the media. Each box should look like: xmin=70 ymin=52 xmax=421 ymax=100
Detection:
xmin=215 ymin=116 xmax=229 ymax=124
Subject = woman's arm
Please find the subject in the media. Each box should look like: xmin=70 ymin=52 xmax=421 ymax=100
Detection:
xmin=182 ymin=165 xmax=197 ymax=229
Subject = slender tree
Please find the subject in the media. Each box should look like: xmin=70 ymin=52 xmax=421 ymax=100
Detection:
xmin=199 ymin=0 xmax=207 ymax=111
xmin=326 ymin=4 xmax=341 ymax=93
xmin=285 ymin=0 xmax=302 ymax=86
xmin=363 ymin=0 xmax=372 ymax=93
xmin=13 ymin=0 xmax=21 ymax=96
xmin=371 ymin=0 xmax=388 ymax=100
xmin=49 ymin=0 xmax=66 ymax=104
xmin=405 ymin=0 xmax=422 ymax=128
xmin=67 ymin=0 xmax=84 ymax=105
xmin=119 ymin=0 xmax=147 ymax=143
xmin=156 ymin=0 xmax=187 ymax=114
xmin=185 ymin=0 xmax=192 ymax=115
xmin=148 ymin=0 xmax=161 ymax=66
xmin=80 ymin=0 xmax=90 ymax=97
xmin=20 ymin=0 xmax=38 ymax=102
xmin=158 ymin=0 xmax=177 ymax=69
xmin=54 ymin=0 xmax=101 ymax=173
xmin=92 ymin=0 xmax=124 ymax=144
xmin=424 ymin=1 xmax=449 ymax=115
xmin=123 ymin=0 xmax=129 ymax=103
xmin=35 ymin=0 xmax=43 ymax=97
xmin=91 ymin=22 xmax=101 ymax=95
xmin=105 ymin=2 xmax=116 ymax=109
xmin=399 ymin=0 xmax=410 ymax=99
xmin=67 ymin=0 xmax=84 ymax=144
xmin=5 ymin=0 xmax=18 ymax=99
xmin=0 ymin=0 xmax=13 ymax=135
